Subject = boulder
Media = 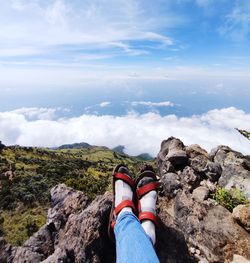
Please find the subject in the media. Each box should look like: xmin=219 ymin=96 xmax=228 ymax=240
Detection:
xmin=0 ymin=237 xmax=11 ymax=262
xmin=161 ymin=173 xmax=182 ymax=198
xmin=180 ymin=166 xmax=201 ymax=190
xmin=192 ymin=186 xmax=209 ymax=202
xmin=190 ymin=155 xmax=222 ymax=182
xmin=210 ymin=146 xmax=250 ymax=199
xmin=231 ymin=254 xmax=250 ymax=263
xmin=8 ymin=184 xmax=115 ymax=263
xmin=47 ymin=184 xmax=89 ymax=231
xmin=233 ymin=204 xmax=250 ymax=232
xmin=43 ymin=192 xmax=114 ymax=263
xmin=186 ymin=144 xmax=209 ymax=159
xmin=158 ymin=137 xmax=188 ymax=169
xmin=173 ymin=190 xmax=250 ymax=263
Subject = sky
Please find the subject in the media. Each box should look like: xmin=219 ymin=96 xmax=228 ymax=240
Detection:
xmin=0 ymin=0 xmax=250 ymax=155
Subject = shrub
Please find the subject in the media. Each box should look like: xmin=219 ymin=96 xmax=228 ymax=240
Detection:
xmin=213 ymin=187 xmax=248 ymax=212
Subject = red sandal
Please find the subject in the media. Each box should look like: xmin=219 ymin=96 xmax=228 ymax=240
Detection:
xmin=135 ymin=169 xmax=161 ymax=227
xmin=108 ymin=164 xmax=136 ymax=242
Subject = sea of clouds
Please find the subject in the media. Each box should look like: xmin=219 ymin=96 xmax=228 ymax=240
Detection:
xmin=0 ymin=107 xmax=250 ymax=156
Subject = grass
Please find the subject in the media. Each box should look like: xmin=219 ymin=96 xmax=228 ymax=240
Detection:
xmin=1 ymin=206 xmax=47 ymax=245
xmin=213 ymin=186 xmax=249 ymax=212
xmin=0 ymin=144 xmax=151 ymax=245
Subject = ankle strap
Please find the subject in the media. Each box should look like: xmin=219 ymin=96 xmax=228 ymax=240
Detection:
xmin=114 ymin=172 xmax=135 ymax=188
xmin=114 ymin=199 xmax=136 ymax=216
xmin=136 ymin=182 xmax=160 ymax=198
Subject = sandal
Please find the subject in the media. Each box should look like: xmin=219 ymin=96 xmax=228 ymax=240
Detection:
xmin=135 ymin=167 xmax=160 ymax=227
xmin=108 ymin=164 xmax=136 ymax=242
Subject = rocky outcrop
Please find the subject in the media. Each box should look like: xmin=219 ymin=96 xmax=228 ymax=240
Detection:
xmin=157 ymin=137 xmax=250 ymax=263
xmin=211 ymin=146 xmax=250 ymax=199
xmin=232 ymin=204 xmax=250 ymax=232
xmin=4 ymin=185 xmax=115 ymax=263
xmin=1 ymin=137 xmax=250 ymax=263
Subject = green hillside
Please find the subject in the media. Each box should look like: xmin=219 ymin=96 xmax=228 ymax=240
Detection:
xmin=0 ymin=144 xmax=152 ymax=245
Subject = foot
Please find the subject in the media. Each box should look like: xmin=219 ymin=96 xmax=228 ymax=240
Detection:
xmin=115 ymin=165 xmax=134 ymax=216
xmin=136 ymin=165 xmax=159 ymax=245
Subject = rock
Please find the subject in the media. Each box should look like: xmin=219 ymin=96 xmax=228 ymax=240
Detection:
xmin=190 ymin=155 xmax=222 ymax=182
xmin=200 ymin=179 xmax=216 ymax=192
xmin=158 ymin=137 xmax=188 ymax=169
xmin=219 ymin=170 xmax=249 ymax=199
xmin=192 ymin=186 xmax=209 ymax=202
xmin=156 ymin=198 xmax=194 ymax=262
xmin=186 ymin=144 xmax=209 ymax=159
xmin=180 ymin=166 xmax=201 ymax=190
xmin=161 ymin=173 xmax=182 ymax=198
xmin=43 ymin=192 xmax=114 ymax=263
xmin=8 ymin=185 xmax=115 ymax=263
xmin=23 ymin=225 xmax=54 ymax=258
xmin=0 ymin=237 xmax=11 ymax=262
xmin=47 ymin=184 xmax=89 ymax=231
xmin=159 ymin=160 xmax=175 ymax=175
xmin=211 ymin=146 xmax=250 ymax=199
xmin=218 ymin=166 xmax=250 ymax=199
xmin=10 ymin=247 xmax=44 ymax=263
xmin=231 ymin=254 xmax=250 ymax=263
xmin=233 ymin=204 xmax=250 ymax=232
xmin=173 ymin=190 xmax=250 ymax=262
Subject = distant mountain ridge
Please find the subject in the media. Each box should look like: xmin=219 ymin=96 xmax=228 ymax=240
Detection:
xmin=55 ymin=142 xmax=154 ymax=160
xmin=56 ymin=142 xmax=93 ymax=149
xmin=112 ymin=145 xmax=153 ymax=160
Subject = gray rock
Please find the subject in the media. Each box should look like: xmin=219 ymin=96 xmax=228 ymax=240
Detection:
xmin=158 ymin=137 xmax=188 ymax=169
xmin=161 ymin=173 xmax=182 ymax=198
xmin=173 ymin=190 xmax=250 ymax=262
xmin=43 ymin=192 xmax=114 ymax=263
xmin=192 ymin=186 xmax=209 ymax=202
xmin=47 ymin=183 xmax=89 ymax=231
xmin=218 ymin=166 xmax=250 ymax=199
xmin=190 ymin=155 xmax=222 ymax=182
xmin=0 ymin=237 xmax=11 ymax=262
xmin=8 ymin=185 xmax=115 ymax=263
xmin=186 ymin=144 xmax=209 ymax=159
xmin=211 ymin=146 xmax=250 ymax=198
xmin=231 ymin=254 xmax=250 ymax=263
xmin=233 ymin=204 xmax=250 ymax=232
xmin=180 ymin=166 xmax=201 ymax=190
xmin=10 ymin=247 xmax=44 ymax=263
xmin=200 ymin=179 xmax=216 ymax=192
xmin=159 ymin=160 xmax=175 ymax=175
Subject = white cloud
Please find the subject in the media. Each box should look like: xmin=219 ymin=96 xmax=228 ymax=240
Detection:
xmin=131 ymin=101 xmax=175 ymax=107
xmin=219 ymin=0 xmax=250 ymax=41
xmin=0 ymin=0 xmax=177 ymax=59
xmin=10 ymin=107 xmax=63 ymax=120
xmin=99 ymin=102 xmax=111 ymax=108
xmin=0 ymin=107 xmax=250 ymax=156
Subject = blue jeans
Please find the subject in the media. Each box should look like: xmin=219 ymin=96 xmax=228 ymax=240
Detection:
xmin=114 ymin=211 xmax=160 ymax=263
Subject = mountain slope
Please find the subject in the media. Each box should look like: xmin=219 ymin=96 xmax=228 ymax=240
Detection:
xmin=0 ymin=144 xmax=147 ymax=245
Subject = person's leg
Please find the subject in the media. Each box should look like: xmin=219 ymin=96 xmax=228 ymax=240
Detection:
xmin=111 ymin=164 xmax=159 ymax=263
xmin=114 ymin=211 xmax=159 ymax=263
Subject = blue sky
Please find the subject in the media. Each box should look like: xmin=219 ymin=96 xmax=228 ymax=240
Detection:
xmin=0 ymin=0 xmax=250 ymax=81
xmin=0 ymin=0 xmax=250 ymax=154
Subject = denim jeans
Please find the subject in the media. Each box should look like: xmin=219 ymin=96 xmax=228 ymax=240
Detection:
xmin=114 ymin=211 xmax=160 ymax=263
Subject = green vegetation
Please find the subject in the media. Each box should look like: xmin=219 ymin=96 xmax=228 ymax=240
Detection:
xmin=236 ymin=128 xmax=250 ymax=140
xmin=1 ymin=206 xmax=47 ymax=245
xmin=0 ymin=144 xmax=153 ymax=245
xmin=213 ymin=186 xmax=249 ymax=212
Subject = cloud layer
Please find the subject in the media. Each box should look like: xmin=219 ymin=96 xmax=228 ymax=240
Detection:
xmin=0 ymin=107 xmax=250 ymax=156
